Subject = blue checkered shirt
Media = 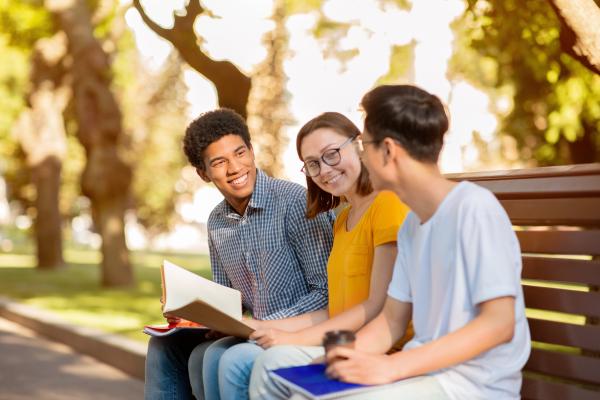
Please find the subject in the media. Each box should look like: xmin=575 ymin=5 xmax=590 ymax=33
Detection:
xmin=207 ymin=170 xmax=334 ymax=320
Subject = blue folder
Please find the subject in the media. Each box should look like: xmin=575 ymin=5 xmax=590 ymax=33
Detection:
xmin=270 ymin=364 xmax=375 ymax=399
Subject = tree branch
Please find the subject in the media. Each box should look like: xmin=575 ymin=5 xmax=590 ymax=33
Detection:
xmin=548 ymin=0 xmax=600 ymax=75
xmin=132 ymin=0 xmax=251 ymax=117
xmin=132 ymin=0 xmax=172 ymax=40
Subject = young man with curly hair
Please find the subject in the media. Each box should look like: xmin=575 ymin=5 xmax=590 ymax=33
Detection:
xmin=144 ymin=108 xmax=334 ymax=400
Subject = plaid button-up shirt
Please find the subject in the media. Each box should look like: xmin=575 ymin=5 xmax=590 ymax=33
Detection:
xmin=207 ymin=169 xmax=334 ymax=320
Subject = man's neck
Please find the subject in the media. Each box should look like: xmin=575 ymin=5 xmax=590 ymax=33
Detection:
xmin=397 ymin=161 xmax=457 ymax=224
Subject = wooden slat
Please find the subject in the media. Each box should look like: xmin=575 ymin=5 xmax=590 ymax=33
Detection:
xmin=525 ymin=349 xmax=600 ymax=385
xmin=522 ymin=257 xmax=600 ymax=286
xmin=446 ymin=163 xmax=600 ymax=180
xmin=523 ymin=286 xmax=600 ymax=318
xmin=500 ymin=198 xmax=600 ymax=226
xmin=517 ymin=231 xmax=600 ymax=256
xmin=446 ymin=163 xmax=600 ymax=199
xmin=481 ymin=175 xmax=600 ymax=199
xmin=528 ymin=318 xmax=600 ymax=352
xmin=522 ymin=376 xmax=600 ymax=400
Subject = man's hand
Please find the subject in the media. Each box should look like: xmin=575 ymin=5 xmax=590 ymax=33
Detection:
xmin=325 ymin=347 xmax=397 ymax=385
xmin=249 ymin=328 xmax=298 ymax=349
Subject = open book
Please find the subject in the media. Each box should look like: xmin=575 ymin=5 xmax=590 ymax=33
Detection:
xmin=160 ymin=260 xmax=254 ymax=338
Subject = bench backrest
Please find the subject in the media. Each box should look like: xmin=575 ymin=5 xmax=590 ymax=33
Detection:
xmin=446 ymin=163 xmax=600 ymax=400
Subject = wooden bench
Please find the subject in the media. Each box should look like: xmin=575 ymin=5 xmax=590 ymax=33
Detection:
xmin=446 ymin=163 xmax=600 ymax=399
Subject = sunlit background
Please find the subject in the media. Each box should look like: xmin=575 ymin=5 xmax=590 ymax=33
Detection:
xmin=116 ymin=0 xmax=498 ymax=251
xmin=1 ymin=0 xmax=598 ymax=255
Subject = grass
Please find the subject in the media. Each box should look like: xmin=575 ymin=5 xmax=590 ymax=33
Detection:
xmin=0 ymin=246 xmax=211 ymax=342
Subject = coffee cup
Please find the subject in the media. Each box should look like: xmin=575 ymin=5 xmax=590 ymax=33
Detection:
xmin=323 ymin=330 xmax=355 ymax=363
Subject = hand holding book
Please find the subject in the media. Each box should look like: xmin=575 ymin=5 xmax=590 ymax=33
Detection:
xmin=156 ymin=260 xmax=254 ymax=338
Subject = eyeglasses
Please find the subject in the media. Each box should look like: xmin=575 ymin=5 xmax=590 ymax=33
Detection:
xmin=355 ymin=135 xmax=379 ymax=153
xmin=301 ymin=136 xmax=356 ymax=177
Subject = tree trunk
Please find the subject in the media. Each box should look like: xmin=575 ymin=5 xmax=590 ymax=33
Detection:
xmin=14 ymin=33 xmax=68 ymax=270
xmin=566 ymin=120 xmax=598 ymax=164
xmin=549 ymin=0 xmax=600 ymax=75
xmin=246 ymin=0 xmax=291 ymax=177
xmin=93 ymin=196 xmax=131 ymax=286
xmin=32 ymin=157 xmax=64 ymax=269
xmin=46 ymin=0 xmax=133 ymax=287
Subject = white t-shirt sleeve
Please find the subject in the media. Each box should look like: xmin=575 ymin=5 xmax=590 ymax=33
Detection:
xmin=460 ymin=190 xmax=521 ymax=305
xmin=387 ymin=215 xmax=412 ymax=302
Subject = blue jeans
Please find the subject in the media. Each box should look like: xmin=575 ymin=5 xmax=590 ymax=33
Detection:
xmin=144 ymin=330 xmax=210 ymax=400
xmin=199 ymin=337 xmax=264 ymax=400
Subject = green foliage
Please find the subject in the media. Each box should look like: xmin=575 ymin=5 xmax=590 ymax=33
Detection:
xmin=115 ymin=43 xmax=189 ymax=234
xmin=0 ymin=247 xmax=210 ymax=341
xmin=458 ymin=0 xmax=600 ymax=165
xmin=0 ymin=35 xmax=30 ymax=208
xmin=0 ymin=0 xmax=53 ymax=48
xmin=377 ymin=43 xmax=415 ymax=85
xmin=285 ymin=0 xmax=323 ymax=14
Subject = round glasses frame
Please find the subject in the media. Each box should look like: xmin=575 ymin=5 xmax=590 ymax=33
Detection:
xmin=301 ymin=135 xmax=356 ymax=177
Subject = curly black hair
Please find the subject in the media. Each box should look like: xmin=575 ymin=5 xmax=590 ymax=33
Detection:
xmin=183 ymin=108 xmax=252 ymax=169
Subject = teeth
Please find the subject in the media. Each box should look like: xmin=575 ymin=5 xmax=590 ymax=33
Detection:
xmin=326 ymin=174 xmax=342 ymax=184
xmin=232 ymin=173 xmax=248 ymax=185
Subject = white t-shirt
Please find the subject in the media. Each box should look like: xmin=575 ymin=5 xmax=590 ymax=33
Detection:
xmin=388 ymin=181 xmax=531 ymax=400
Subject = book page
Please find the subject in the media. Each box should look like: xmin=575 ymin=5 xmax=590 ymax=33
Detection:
xmin=160 ymin=260 xmax=253 ymax=338
xmin=162 ymin=260 xmax=242 ymax=320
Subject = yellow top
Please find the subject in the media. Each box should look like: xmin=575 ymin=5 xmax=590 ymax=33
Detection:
xmin=327 ymin=190 xmax=410 ymax=317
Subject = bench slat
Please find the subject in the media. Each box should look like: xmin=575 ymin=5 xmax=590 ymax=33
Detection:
xmin=523 ymin=286 xmax=600 ymax=318
xmin=500 ymin=198 xmax=600 ymax=226
xmin=517 ymin=231 xmax=600 ymax=256
xmin=474 ymin=175 xmax=600 ymax=199
xmin=522 ymin=256 xmax=600 ymax=286
xmin=528 ymin=318 xmax=600 ymax=352
xmin=522 ymin=376 xmax=600 ymax=400
xmin=525 ymin=349 xmax=600 ymax=385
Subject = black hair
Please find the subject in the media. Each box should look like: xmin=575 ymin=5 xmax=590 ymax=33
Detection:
xmin=183 ymin=108 xmax=251 ymax=169
xmin=361 ymin=85 xmax=448 ymax=163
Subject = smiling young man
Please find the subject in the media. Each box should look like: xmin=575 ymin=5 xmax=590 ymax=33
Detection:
xmin=144 ymin=108 xmax=334 ymax=400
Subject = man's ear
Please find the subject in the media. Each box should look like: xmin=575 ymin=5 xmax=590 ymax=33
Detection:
xmin=381 ymin=137 xmax=394 ymax=166
xmin=196 ymin=167 xmax=211 ymax=183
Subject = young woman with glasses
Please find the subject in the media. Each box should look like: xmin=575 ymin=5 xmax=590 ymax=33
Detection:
xmin=246 ymin=112 xmax=412 ymax=400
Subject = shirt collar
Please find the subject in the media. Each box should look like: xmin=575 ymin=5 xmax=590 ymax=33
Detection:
xmin=247 ymin=169 xmax=269 ymax=211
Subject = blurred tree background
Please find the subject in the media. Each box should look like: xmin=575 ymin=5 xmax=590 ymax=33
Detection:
xmin=0 ymin=0 xmax=598 ymax=291
xmin=455 ymin=0 xmax=600 ymax=165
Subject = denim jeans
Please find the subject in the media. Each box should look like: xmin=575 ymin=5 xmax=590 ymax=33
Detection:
xmin=144 ymin=330 xmax=210 ymax=400
xmin=197 ymin=337 xmax=264 ymax=400
xmin=145 ymin=333 xmax=265 ymax=400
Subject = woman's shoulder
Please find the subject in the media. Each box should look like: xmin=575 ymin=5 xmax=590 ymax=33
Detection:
xmin=372 ymin=190 xmax=405 ymax=208
xmin=369 ymin=190 xmax=410 ymax=222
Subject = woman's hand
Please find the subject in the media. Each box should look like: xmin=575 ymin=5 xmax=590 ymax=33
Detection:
xmin=250 ymin=328 xmax=298 ymax=349
xmin=242 ymin=316 xmax=262 ymax=330
xmin=163 ymin=312 xmax=181 ymax=326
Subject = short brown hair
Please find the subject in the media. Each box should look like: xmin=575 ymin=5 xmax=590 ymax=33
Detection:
xmin=296 ymin=112 xmax=373 ymax=219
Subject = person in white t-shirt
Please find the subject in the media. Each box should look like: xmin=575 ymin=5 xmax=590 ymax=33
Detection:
xmin=322 ymin=85 xmax=531 ymax=400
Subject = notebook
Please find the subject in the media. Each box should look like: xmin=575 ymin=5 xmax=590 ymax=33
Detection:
xmin=270 ymin=364 xmax=379 ymax=399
